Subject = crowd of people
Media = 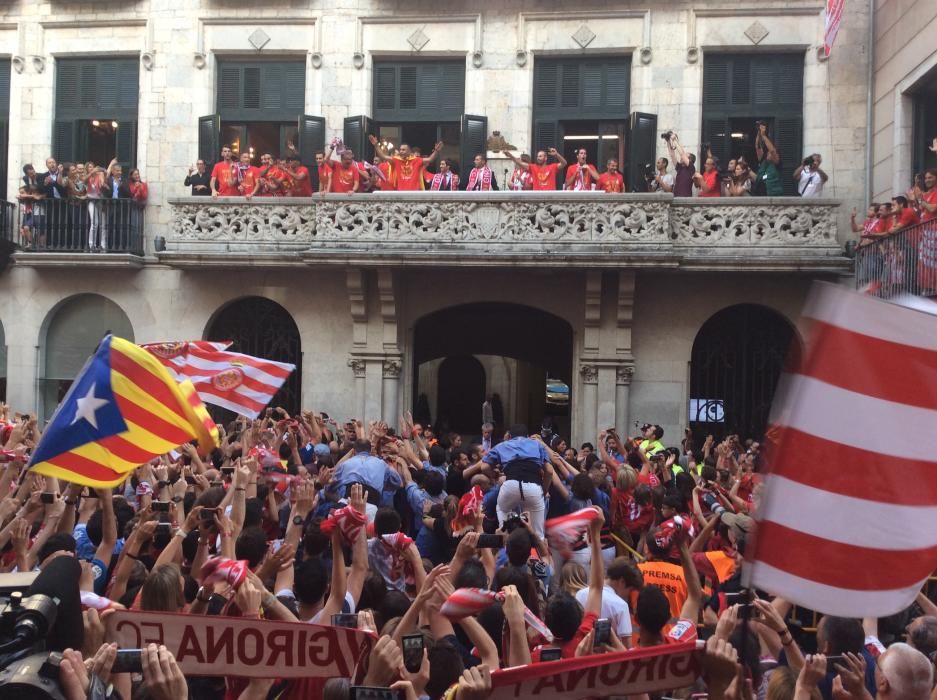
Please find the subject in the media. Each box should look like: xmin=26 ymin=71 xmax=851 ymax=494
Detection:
xmin=1 ymin=400 xmax=936 ymax=700
xmin=193 ymin=124 xmax=832 ymax=198
xmin=17 ymin=157 xmax=148 ymax=252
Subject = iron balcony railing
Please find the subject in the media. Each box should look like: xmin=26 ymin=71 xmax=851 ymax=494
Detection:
xmin=855 ymin=219 xmax=937 ymax=298
xmin=12 ymin=197 xmax=145 ymax=255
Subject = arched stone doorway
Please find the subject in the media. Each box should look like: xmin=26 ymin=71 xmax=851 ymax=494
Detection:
xmin=412 ymin=302 xmax=574 ymax=439
xmin=689 ymin=304 xmax=797 ymax=441
xmin=39 ymin=294 xmax=134 ymax=421
xmin=204 ymin=297 xmax=302 ymax=415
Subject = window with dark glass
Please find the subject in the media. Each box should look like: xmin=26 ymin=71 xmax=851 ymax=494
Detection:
xmin=912 ymin=67 xmax=937 ymax=178
xmin=53 ymin=57 xmax=139 ymax=168
xmin=702 ymin=53 xmax=804 ymax=196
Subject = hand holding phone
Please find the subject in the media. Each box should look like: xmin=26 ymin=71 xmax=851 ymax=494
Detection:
xmin=111 ymin=648 xmax=143 ymax=674
xmin=476 ymin=534 xmax=504 ymax=549
xmin=593 ymin=618 xmax=611 ymax=650
xmin=402 ymin=633 xmax=425 ymax=673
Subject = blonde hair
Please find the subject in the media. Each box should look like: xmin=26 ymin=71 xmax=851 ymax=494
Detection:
xmin=616 ymin=466 xmax=638 ymax=491
xmin=557 ymin=561 xmax=588 ymax=595
xmin=140 ymin=563 xmax=185 ymax=612
xmin=766 ymin=666 xmax=796 ymax=700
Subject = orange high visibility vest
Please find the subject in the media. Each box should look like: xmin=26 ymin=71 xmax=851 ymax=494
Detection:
xmin=638 ymin=560 xmax=688 ymax=620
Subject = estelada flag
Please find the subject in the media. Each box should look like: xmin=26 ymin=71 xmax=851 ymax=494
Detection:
xmin=749 ymin=283 xmax=937 ymax=616
xmin=29 ymin=335 xmax=218 ymax=487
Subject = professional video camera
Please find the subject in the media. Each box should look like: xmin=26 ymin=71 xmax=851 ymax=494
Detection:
xmin=0 ymin=556 xmax=84 ymax=699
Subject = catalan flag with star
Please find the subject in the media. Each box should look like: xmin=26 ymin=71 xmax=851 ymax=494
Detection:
xmin=28 ymin=335 xmax=218 ymax=488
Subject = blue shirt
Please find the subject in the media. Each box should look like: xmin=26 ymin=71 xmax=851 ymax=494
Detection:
xmin=422 ymin=460 xmax=448 ymax=478
xmin=335 ymin=450 xmax=402 ymax=496
xmin=111 ymin=178 xmax=121 ymax=198
xmin=482 ymin=437 xmax=548 ymax=468
xmin=73 ymin=523 xmax=124 ymax=561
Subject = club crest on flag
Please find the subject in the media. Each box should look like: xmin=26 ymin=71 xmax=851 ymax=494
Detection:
xmin=146 ymin=341 xmax=188 ymax=359
xmin=211 ymin=366 xmax=244 ymax=392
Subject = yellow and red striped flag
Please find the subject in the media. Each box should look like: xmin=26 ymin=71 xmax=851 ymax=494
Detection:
xmin=28 ymin=335 xmax=218 ymax=487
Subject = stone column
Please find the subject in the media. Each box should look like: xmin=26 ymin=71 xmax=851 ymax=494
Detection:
xmin=348 ymin=358 xmax=366 ymax=421
xmin=579 ymin=363 xmax=598 ymax=443
xmin=382 ymin=357 xmax=402 ymax=429
xmin=615 ymin=365 xmax=635 ymax=438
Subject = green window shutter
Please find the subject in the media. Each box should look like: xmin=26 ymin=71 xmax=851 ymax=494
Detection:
xmin=731 ymin=58 xmax=751 ymax=106
xmin=344 ymin=115 xmax=373 ymax=163
xmin=219 ymin=66 xmax=241 ymax=110
xmin=703 ymin=56 xmax=729 ymax=106
xmin=460 ymin=114 xmax=487 ymax=179
xmin=374 ymin=66 xmax=397 ymax=112
xmin=776 ymin=57 xmax=804 ymax=107
xmin=282 ymin=62 xmax=306 ymax=112
xmin=752 ymin=62 xmax=775 ymax=107
xmin=0 ymin=59 xmax=9 ymax=114
xmin=198 ymin=114 xmax=221 ymax=166
xmin=702 ymin=117 xmax=729 ymax=165
xmin=533 ymin=120 xmax=560 ymax=155
xmin=439 ymin=63 xmax=465 ymax=115
xmin=98 ymin=62 xmax=119 ymax=111
xmin=243 ymin=67 xmax=261 ymax=109
xmin=56 ymin=61 xmax=80 ymax=112
xmin=582 ymin=64 xmax=603 ymax=109
xmin=774 ymin=116 xmax=803 ymax=195
xmin=627 ymin=111 xmax=658 ymax=195
xmin=535 ymin=63 xmax=559 ymax=110
xmin=399 ymin=66 xmax=418 ymax=110
xmin=418 ymin=65 xmax=439 ymax=112
xmin=80 ymin=63 xmax=98 ymax=110
xmin=116 ymin=120 xmax=137 ymax=168
xmin=606 ymin=63 xmax=630 ymax=108
xmin=560 ymin=63 xmax=580 ymax=108
xmin=119 ymin=61 xmax=140 ymax=111
xmin=298 ymin=115 xmax=326 ymax=166
xmin=52 ymin=120 xmax=76 ymax=164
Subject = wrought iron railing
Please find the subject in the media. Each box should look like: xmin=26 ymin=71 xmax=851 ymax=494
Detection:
xmin=854 ymin=219 xmax=937 ymax=298
xmin=13 ymin=197 xmax=145 ymax=255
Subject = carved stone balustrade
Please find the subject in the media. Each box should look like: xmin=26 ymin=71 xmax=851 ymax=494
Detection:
xmin=164 ymin=193 xmax=848 ymax=272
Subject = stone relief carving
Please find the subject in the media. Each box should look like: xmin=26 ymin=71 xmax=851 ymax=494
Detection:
xmin=348 ymin=358 xmax=366 ymax=378
xmin=167 ymin=198 xmax=841 ymax=254
xmin=579 ymin=364 xmax=599 ymax=384
xmin=382 ymin=359 xmax=403 ymax=378
xmin=616 ymin=365 xmax=635 ymax=384
xmin=171 ymin=204 xmax=316 ymax=242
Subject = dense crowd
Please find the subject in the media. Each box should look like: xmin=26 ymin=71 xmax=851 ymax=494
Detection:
xmin=1 ymin=402 xmax=935 ymax=700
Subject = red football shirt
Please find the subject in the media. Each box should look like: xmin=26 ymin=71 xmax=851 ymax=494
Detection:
xmin=565 ymin=164 xmax=596 ymax=191
xmin=895 ymin=207 xmax=920 ymax=230
xmin=392 ymin=156 xmax=426 ymax=191
xmin=529 ymin=163 xmax=559 ymax=191
xmin=235 ymin=165 xmax=260 ymax=196
xmin=316 ymin=164 xmax=332 ymax=193
xmin=331 ymin=163 xmax=360 ymax=193
xmin=923 ymin=189 xmax=937 ymax=222
xmin=290 ymin=166 xmax=312 ymax=196
xmin=597 ymin=172 xmax=624 ymax=193
xmin=210 ymin=161 xmax=239 ymax=196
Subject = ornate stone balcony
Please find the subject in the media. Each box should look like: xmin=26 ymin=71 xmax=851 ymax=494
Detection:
xmin=164 ymin=193 xmax=848 ymax=272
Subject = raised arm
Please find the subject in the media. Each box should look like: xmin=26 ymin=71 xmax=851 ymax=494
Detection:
xmin=677 ymin=533 xmax=702 ymax=621
xmin=422 ymin=141 xmax=444 ymax=166
xmin=502 ymin=150 xmax=529 ymax=170
xmin=94 ymin=487 xmax=117 ymax=569
xmin=318 ymin=528 xmax=349 ymax=620
xmin=368 ymin=135 xmax=393 ymax=163
xmin=551 ymin=147 xmax=568 ymax=169
xmin=583 ymin=506 xmax=606 ymax=616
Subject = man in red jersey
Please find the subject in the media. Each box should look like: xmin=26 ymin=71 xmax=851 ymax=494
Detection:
xmin=597 ymin=158 xmax=625 ymax=193
xmin=330 ymin=150 xmax=361 ymax=193
xmin=565 ymin=148 xmax=600 ymax=191
xmin=286 ymin=153 xmax=312 ymax=196
xmin=369 ymin=135 xmax=442 ymax=191
xmin=210 ymin=145 xmax=239 ymax=197
xmin=503 ymin=147 xmax=567 ymax=191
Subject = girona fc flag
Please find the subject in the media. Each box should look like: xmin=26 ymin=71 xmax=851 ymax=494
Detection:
xmin=824 ymin=0 xmax=845 ymax=57
xmin=750 ymin=283 xmax=937 ymax=616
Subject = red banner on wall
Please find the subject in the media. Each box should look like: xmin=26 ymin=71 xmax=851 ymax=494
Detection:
xmin=489 ymin=641 xmax=702 ymax=699
xmin=106 ymin=610 xmax=375 ymax=679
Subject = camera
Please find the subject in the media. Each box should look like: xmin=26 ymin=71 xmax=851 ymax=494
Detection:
xmin=755 ymin=120 xmax=766 ymax=128
xmin=803 ymin=156 xmax=814 ymax=168
xmin=643 ymin=162 xmax=654 ymax=180
xmin=660 ymin=130 xmax=674 ymax=142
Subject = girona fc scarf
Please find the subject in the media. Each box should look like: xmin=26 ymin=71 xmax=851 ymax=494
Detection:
xmin=466 ymin=167 xmax=493 ymax=191
xmin=430 ymin=172 xmax=455 ymax=191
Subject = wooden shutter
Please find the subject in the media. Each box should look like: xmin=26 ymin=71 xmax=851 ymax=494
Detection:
xmin=560 ymin=63 xmax=580 ymax=108
xmin=0 ymin=59 xmax=9 ymax=114
xmin=702 ymin=117 xmax=729 ymax=166
xmin=298 ymin=115 xmax=326 ymax=166
xmin=533 ymin=57 xmax=631 ymax=123
xmin=55 ymin=60 xmax=80 ymax=113
xmin=115 ymin=121 xmax=137 ymax=167
xmin=282 ymin=62 xmax=306 ymax=112
xmin=0 ymin=120 xmax=7 ymax=200
xmin=372 ymin=61 xmax=464 ymax=121
xmin=627 ymin=112 xmax=658 ymax=194
xmin=533 ymin=120 xmax=561 ymax=155
xmin=243 ymin=67 xmax=261 ymax=110
xmin=775 ymin=56 xmax=804 ymax=107
xmin=344 ymin=115 xmax=373 ymax=163
xmin=703 ymin=56 xmax=729 ymax=106
xmin=774 ymin=117 xmax=803 ymax=196
xmin=460 ymin=114 xmax=487 ymax=182
xmin=534 ymin=62 xmax=559 ymax=110
xmin=216 ymin=61 xmax=306 ymax=120
xmin=198 ymin=114 xmax=221 ymax=166
xmin=399 ymin=66 xmax=418 ymax=110
xmin=52 ymin=120 xmax=77 ymax=164
xmin=219 ymin=65 xmax=241 ymax=110
xmin=55 ymin=58 xmax=138 ymax=120
xmin=439 ymin=63 xmax=465 ymax=116
xmin=582 ymin=64 xmax=603 ymax=109
xmin=80 ymin=63 xmax=97 ymax=109
xmin=731 ymin=59 xmax=751 ymax=106
xmin=606 ymin=63 xmax=630 ymax=108
xmin=374 ymin=65 xmax=397 ymax=112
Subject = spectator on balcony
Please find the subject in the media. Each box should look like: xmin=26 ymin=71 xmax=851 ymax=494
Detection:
xmin=330 ymin=150 xmax=361 ymax=193
xmin=465 ymin=153 xmax=498 ymax=192
xmin=754 ymin=122 xmax=783 ymax=196
xmin=597 ymin=159 xmax=625 ymax=193
xmin=210 ymin=146 xmax=239 ymax=198
xmin=890 ymin=196 xmax=919 ymax=232
xmin=505 ymin=147 xmax=567 ymax=191
xmin=428 ymin=159 xmax=459 ymax=191
xmin=369 ymin=135 xmax=443 ymax=191
xmin=694 ymin=154 xmax=721 ymax=198
xmin=85 ymin=163 xmax=106 ymax=252
xmin=258 ymin=153 xmax=291 ymax=197
xmin=102 ymin=159 xmax=131 ymax=200
xmin=649 ymin=157 xmax=673 ymax=193
xmin=184 ymin=160 xmax=211 ymax=196
xmin=665 ymin=133 xmax=694 ymax=197
xmin=794 ymin=153 xmax=828 ymax=198
xmin=286 ymin=153 xmax=313 ymax=197
xmin=314 ymin=152 xmax=332 ymax=193
xmin=38 ymin=157 xmax=66 ymax=200
xmin=128 ymin=169 xmax=148 ymax=205
xmin=908 ymin=168 xmax=937 ymax=222
xmin=101 ymin=160 xmax=131 ymax=252
xmin=506 ymin=153 xmax=533 ymax=191
xmin=727 ymin=163 xmax=752 ymax=197
xmin=233 ymin=153 xmax=259 ymax=199
xmin=873 ymin=202 xmax=894 ymax=235
xmin=565 ymin=149 xmax=599 ymax=191
xmin=18 ymin=164 xmax=45 ymax=249
xmin=370 ymin=155 xmax=393 ymax=191
xmin=64 ymin=163 xmax=89 ymax=250
xmin=851 ymin=204 xmax=879 ymax=238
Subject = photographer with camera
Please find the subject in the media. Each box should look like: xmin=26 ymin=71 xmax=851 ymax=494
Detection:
xmin=662 ymin=131 xmax=695 ymax=197
xmin=647 ymin=158 xmax=673 ymax=193
xmin=754 ymin=121 xmax=783 ymax=196
xmin=793 ymin=153 xmax=828 ymax=198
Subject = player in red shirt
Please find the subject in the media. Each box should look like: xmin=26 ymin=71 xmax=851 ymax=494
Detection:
xmin=314 ymin=152 xmax=332 ymax=193
xmin=286 ymin=153 xmax=312 ymax=197
xmin=370 ymin=157 xmax=394 ymax=191
xmin=233 ymin=152 xmax=260 ymax=198
xmin=256 ymin=154 xmax=291 ymax=197
xmin=210 ymin=145 xmax=239 ymax=197
xmin=503 ymin=147 xmax=567 ymax=191
xmin=597 ymin=158 xmax=625 ymax=193
xmin=565 ymin=149 xmax=600 ymax=191
xmin=369 ymin=135 xmax=442 ymax=191
xmin=891 ymin=195 xmax=920 ymax=232
xmin=330 ymin=150 xmax=360 ymax=193
xmin=872 ymin=202 xmax=894 ymax=235
xmin=909 ymin=168 xmax=937 ymax=222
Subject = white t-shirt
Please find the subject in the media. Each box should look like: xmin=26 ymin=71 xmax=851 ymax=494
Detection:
xmin=651 ymin=173 xmax=674 ymax=192
xmin=575 ymin=584 xmax=633 ymax=639
xmin=797 ymin=167 xmax=824 ymax=198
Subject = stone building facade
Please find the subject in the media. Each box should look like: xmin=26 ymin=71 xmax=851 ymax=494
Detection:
xmin=0 ymin=1 xmax=870 ymax=447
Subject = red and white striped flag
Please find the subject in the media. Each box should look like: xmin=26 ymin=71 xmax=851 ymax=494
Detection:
xmin=749 ymin=283 xmax=937 ymax=616
xmin=824 ymin=0 xmax=846 ymax=58
xmin=142 ymin=341 xmax=295 ymax=419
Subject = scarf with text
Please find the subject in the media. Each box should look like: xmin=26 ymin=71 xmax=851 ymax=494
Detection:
xmin=430 ymin=172 xmax=456 ymax=191
xmin=467 ymin=167 xmax=493 ymax=191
